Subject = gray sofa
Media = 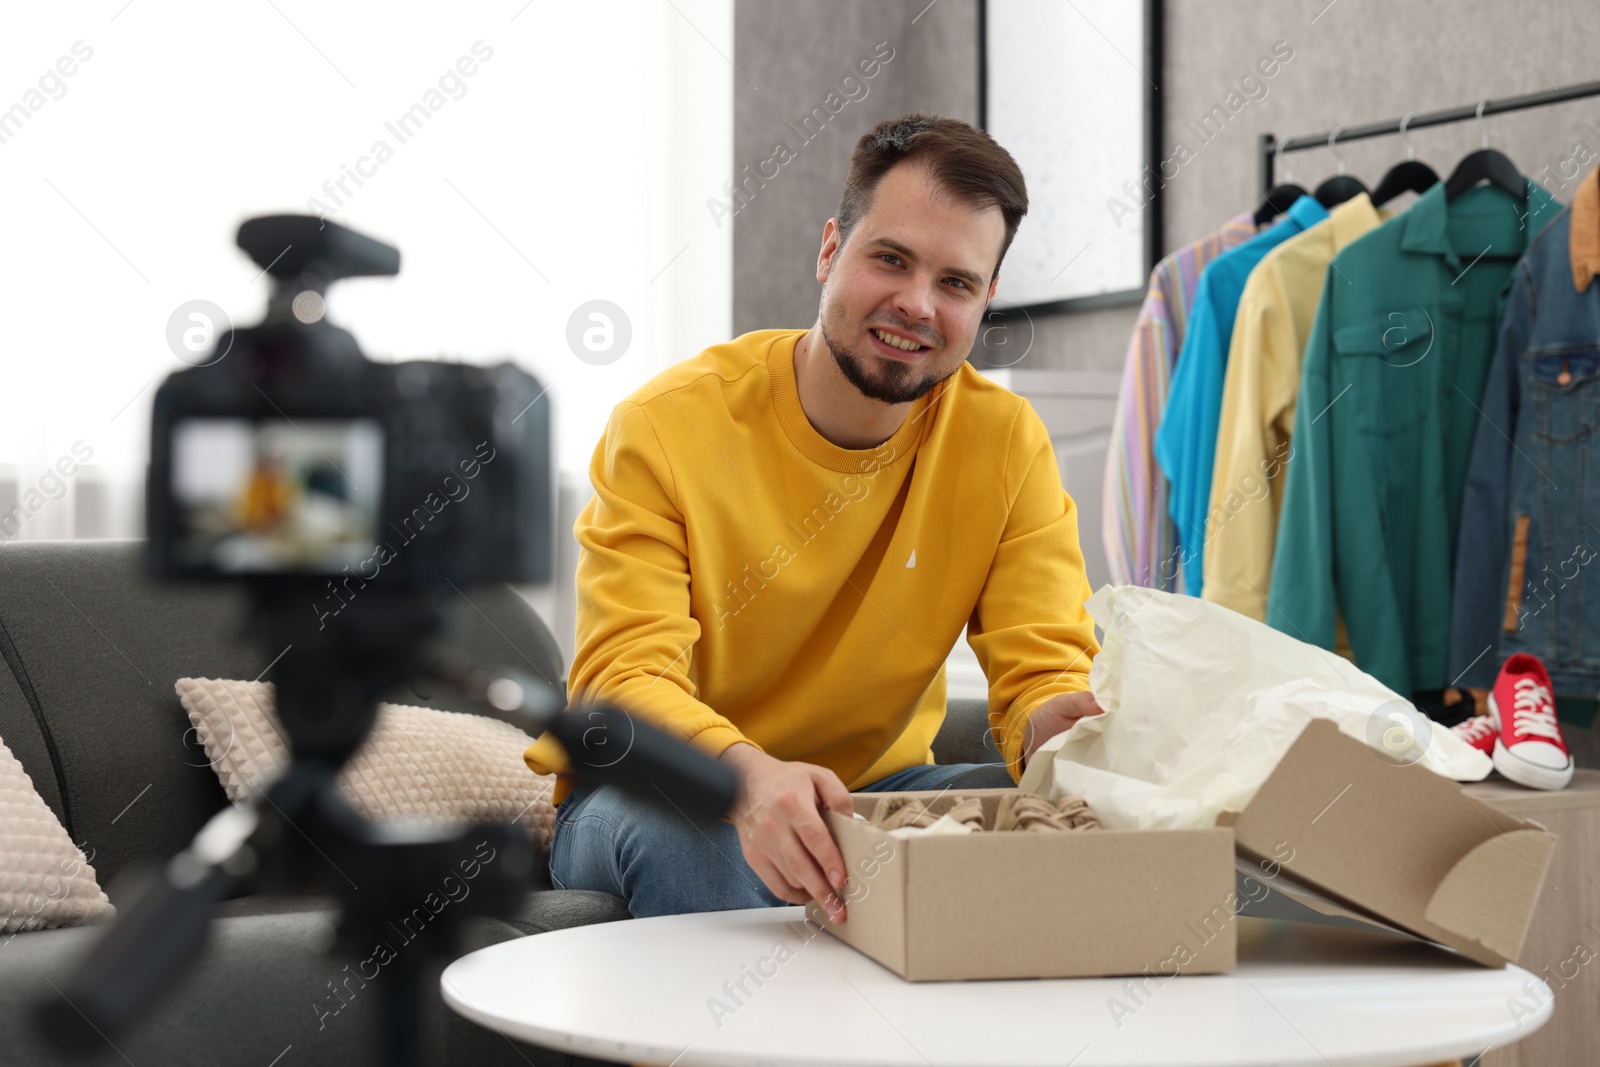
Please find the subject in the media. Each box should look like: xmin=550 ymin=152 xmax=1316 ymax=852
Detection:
xmin=0 ymin=539 xmax=1002 ymax=1066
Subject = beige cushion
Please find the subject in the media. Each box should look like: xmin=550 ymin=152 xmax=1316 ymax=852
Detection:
xmin=175 ymin=678 xmax=556 ymax=853
xmin=0 ymin=735 xmax=114 ymax=933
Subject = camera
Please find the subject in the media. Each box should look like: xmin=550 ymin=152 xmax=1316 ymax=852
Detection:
xmin=146 ymin=214 xmax=553 ymax=590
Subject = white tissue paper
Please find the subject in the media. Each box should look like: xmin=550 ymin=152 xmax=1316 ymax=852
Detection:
xmin=884 ymin=814 xmax=976 ymax=839
xmin=1016 ymin=585 xmax=1493 ymax=829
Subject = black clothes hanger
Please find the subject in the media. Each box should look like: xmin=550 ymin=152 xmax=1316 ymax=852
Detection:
xmin=1315 ymin=174 xmax=1369 ymax=208
xmin=1373 ymin=161 xmax=1440 ymax=206
xmin=1445 ymin=101 xmax=1526 ymax=202
xmin=1371 ymin=112 xmax=1440 ymax=207
xmin=1255 ymin=184 xmax=1308 ymax=226
xmin=1255 ymin=139 xmax=1307 ymax=226
xmin=1312 ymin=127 xmax=1370 ymax=209
xmin=1445 ymin=149 xmax=1525 ymax=200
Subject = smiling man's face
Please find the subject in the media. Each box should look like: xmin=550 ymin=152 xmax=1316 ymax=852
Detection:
xmin=815 ymin=161 xmax=1005 ymax=405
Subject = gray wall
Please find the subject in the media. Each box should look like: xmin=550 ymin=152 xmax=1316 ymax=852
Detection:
xmin=730 ymin=0 xmax=981 ymax=339
xmin=734 ymin=0 xmax=1600 ymax=372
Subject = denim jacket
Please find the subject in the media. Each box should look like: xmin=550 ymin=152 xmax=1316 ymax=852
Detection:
xmin=1449 ymin=170 xmax=1600 ymax=696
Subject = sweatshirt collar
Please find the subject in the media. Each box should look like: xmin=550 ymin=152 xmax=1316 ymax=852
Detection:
xmin=768 ymin=330 xmax=936 ymax=473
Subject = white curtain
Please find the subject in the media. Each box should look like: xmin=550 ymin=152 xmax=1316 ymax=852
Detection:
xmin=0 ymin=0 xmax=732 ymax=533
xmin=0 ymin=0 xmax=732 ymax=660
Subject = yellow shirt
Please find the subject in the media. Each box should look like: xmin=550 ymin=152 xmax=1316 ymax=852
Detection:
xmin=524 ymin=329 xmax=1100 ymax=805
xmin=1203 ymin=194 xmax=1390 ymax=625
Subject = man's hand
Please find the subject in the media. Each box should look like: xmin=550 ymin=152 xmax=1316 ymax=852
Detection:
xmin=1021 ymin=690 xmax=1106 ymax=769
xmin=719 ymin=743 xmax=854 ymax=924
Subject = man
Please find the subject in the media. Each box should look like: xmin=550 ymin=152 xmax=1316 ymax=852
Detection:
xmin=525 ymin=113 xmax=1103 ymax=923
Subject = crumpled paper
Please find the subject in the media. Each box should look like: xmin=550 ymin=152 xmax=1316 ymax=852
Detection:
xmin=850 ymin=811 xmax=976 ymax=838
xmin=1016 ymin=585 xmax=1492 ymax=829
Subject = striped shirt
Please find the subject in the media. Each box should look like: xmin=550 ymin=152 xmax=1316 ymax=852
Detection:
xmin=1103 ymin=213 xmax=1257 ymax=591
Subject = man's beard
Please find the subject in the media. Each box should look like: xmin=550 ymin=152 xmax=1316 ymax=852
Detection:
xmin=819 ymin=319 xmax=948 ymax=405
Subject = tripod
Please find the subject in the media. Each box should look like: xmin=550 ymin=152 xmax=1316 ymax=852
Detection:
xmin=36 ymin=586 xmax=738 ymax=1066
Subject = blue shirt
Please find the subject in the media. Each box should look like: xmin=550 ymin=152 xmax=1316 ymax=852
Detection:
xmin=1154 ymin=194 xmax=1329 ymax=597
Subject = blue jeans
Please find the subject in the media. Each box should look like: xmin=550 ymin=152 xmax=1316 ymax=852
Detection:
xmin=548 ymin=762 xmax=1015 ymax=917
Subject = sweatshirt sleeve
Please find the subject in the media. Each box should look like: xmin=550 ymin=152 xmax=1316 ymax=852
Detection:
xmin=524 ymin=401 xmax=760 ymax=785
xmin=967 ymin=404 xmax=1101 ymax=781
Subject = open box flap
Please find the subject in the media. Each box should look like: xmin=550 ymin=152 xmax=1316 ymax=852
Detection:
xmin=1227 ymin=719 xmax=1556 ymax=967
xmin=1234 ymin=858 xmax=1418 ymax=939
xmin=1424 ymin=828 xmax=1557 ymax=962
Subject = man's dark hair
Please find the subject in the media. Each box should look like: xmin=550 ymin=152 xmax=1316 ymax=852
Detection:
xmin=835 ymin=113 xmax=1028 ymax=284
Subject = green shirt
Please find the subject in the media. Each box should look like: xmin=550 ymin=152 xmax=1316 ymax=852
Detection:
xmin=1267 ymin=179 xmax=1563 ymax=697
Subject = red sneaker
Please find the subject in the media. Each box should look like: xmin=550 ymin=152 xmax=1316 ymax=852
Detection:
xmin=1450 ymin=714 xmax=1497 ymax=756
xmin=1487 ymin=653 xmax=1573 ymax=790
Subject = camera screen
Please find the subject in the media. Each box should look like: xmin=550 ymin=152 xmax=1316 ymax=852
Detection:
xmin=170 ymin=418 xmax=383 ymax=574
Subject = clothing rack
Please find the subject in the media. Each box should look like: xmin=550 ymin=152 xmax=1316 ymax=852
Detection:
xmin=1258 ymin=79 xmax=1600 ymax=192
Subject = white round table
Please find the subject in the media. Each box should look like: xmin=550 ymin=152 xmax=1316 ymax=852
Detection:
xmin=440 ymin=907 xmax=1551 ymax=1067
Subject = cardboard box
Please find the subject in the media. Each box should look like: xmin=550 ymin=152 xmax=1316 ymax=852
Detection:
xmin=807 ymin=720 xmax=1557 ymax=981
xmin=801 ymin=788 xmax=1238 ymax=981
xmin=1225 ymin=718 xmax=1557 ymax=967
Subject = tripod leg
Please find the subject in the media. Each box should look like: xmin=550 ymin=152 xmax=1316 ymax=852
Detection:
xmin=379 ymin=952 xmax=427 ymax=1067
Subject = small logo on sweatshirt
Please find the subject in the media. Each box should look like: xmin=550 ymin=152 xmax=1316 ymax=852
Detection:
xmin=906 ymin=549 xmax=917 ymax=568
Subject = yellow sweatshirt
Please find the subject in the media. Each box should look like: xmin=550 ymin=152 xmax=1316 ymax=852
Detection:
xmin=524 ymin=329 xmax=1099 ymax=806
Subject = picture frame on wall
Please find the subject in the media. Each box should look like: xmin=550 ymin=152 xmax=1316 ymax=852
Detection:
xmin=979 ymin=0 xmax=1163 ymax=315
